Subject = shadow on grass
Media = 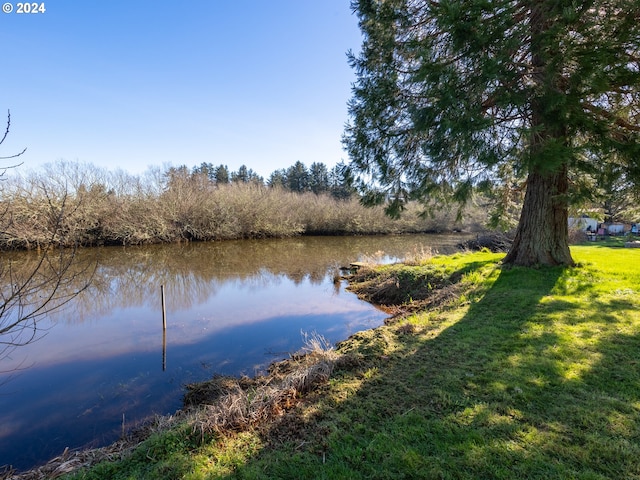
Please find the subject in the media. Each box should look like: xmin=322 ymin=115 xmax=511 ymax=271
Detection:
xmin=209 ymin=260 xmax=640 ymax=480
xmin=82 ymin=257 xmax=639 ymax=479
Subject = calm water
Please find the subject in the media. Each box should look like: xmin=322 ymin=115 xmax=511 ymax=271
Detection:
xmin=0 ymin=234 xmax=468 ymax=471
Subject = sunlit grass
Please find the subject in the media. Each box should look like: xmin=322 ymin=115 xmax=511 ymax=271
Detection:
xmin=61 ymin=245 xmax=640 ymax=479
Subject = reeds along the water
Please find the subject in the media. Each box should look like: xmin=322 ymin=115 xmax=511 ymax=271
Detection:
xmin=189 ymin=332 xmax=340 ymax=436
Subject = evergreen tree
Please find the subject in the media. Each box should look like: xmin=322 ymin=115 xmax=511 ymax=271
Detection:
xmin=329 ymin=161 xmax=354 ymax=200
xmin=344 ymin=0 xmax=640 ymax=266
xmin=247 ymin=168 xmax=263 ymax=185
xmin=309 ymin=162 xmax=330 ymax=194
xmin=231 ymin=164 xmax=250 ymax=183
xmin=267 ymin=169 xmax=287 ymax=189
xmin=231 ymin=164 xmax=263 ymax=185
xmin=192 ymin=162 xmax=216 ymax=181
xmin=214 ymin=164 xmax=230 ymax=184
xmin=286 ymin=161 xmax=310 ymax=192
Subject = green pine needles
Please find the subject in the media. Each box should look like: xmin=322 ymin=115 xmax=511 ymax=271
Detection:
xmin=344 ymin=0 xmax=640 ymax=266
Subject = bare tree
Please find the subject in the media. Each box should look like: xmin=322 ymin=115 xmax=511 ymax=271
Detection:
xmin=0 ymin=110 xmax=94 ymax=372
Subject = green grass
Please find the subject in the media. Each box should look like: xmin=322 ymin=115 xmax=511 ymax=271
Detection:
xmin=64 ymin=245 xmax=640 ymax=479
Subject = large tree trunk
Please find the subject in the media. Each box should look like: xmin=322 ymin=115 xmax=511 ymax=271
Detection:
xmin=503 ymin=165 xmax=574 ymax=266
xmin=503 ymin=2 xmax=574 ymax=267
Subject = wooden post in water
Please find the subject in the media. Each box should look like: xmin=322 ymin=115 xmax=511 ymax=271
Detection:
xmin=162 ymin=329 xmax=167 ymax=372
xmin=161 ymin=285 xmax=167 ymax=371
xmin=161 ymin=285 xmax=167 ymax=331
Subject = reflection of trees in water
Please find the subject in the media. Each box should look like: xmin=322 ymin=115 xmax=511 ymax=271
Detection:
xmin=0 ymin=248 xmax=95 ymax=368
xmin=0 ymin=111 xmax=97 ymax=375
xmin=4 ymin=234 xmax=468 ymax=324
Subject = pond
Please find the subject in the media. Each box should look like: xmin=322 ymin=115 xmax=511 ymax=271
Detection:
xmin=0 ymin=234 xmax=469 ymax=472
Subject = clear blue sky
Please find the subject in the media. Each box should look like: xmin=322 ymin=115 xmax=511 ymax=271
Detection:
xmin=0 ymin=1 xmax=361 ymax=177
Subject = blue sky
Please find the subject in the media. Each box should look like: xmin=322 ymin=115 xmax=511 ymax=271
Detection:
xmin=0 ymin=1 xmax=361 ymax=177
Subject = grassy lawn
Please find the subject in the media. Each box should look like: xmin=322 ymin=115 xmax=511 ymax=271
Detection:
xmin=63 ymin=244 xmax=640 ymax=480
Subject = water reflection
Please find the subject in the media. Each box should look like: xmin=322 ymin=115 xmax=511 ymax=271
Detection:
xmin=0 ymin=234 xmax=469 ymax=471
xmin=4 ymin=235 xmax=465 ymax=342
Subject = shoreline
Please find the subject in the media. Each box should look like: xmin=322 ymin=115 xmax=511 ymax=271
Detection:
xmin=3 ymin=337 xmax=354 ymax=480
xmin=2 ymin=233 xmax=501 ymax=478
xmin=0 ymin=227 xmax=484 ymax=253
xmin=7 ymin=243 xmax=640 ymax=478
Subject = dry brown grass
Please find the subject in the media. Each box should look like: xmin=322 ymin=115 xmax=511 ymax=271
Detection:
xmin=188 ymin=333 xmax=340 ymax=436
xmin=402 ymin=244 xmax=435 ymax=265
xmin=1 ymin=161 xmax=488 ymax=250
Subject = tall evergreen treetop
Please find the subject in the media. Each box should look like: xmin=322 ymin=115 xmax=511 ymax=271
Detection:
xmin=309 ymin=162 xmax=330 ymax=194
xmin=286 ymin=161 xmax=310 ymax=192
xmin=344 ymin=0 xmax=640 ymax=266
xmin=214 ymin=164 xmax=230 ymax=184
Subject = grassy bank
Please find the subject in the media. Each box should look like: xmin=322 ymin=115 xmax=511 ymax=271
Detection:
xmin=36 ymin=244 xmax=640 ymax=479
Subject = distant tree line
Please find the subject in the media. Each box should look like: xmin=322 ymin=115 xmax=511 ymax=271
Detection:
xmin=0 ymin=160 xmax=488 ymax=250
xmin=180 ymin=160 xmax=354 ymax=199
xmin=144 ymin=159 xmax=640 ymax=229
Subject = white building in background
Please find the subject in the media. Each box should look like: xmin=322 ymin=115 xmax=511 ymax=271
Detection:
xmin=607 ymin=223 xmax=625 ymax=235
xmin=568 ymin=216 xmax=598 ymax=232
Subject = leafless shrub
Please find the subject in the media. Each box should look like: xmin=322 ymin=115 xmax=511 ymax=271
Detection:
xmin=0 ymin=113 xmax=95 ymax=372
xmin=1 ymin=160 xmax=488 ymax=250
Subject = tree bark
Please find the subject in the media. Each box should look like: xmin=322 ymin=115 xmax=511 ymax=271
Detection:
xmin=503 ymin=165 xmax=574 ymax=266
xmin=502 ymin=1 xmax=575 ymax=267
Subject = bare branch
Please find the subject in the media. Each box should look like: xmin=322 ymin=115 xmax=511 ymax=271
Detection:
xmin=0 ymin=109 xmax=12 ymax=146
xmin=0 ymin=149 xmax=27 ymax=161
xmin=0 ymin=109 xmax=27 ymax=164
xmin=0 ymin=110 xmax=95 ymax=373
